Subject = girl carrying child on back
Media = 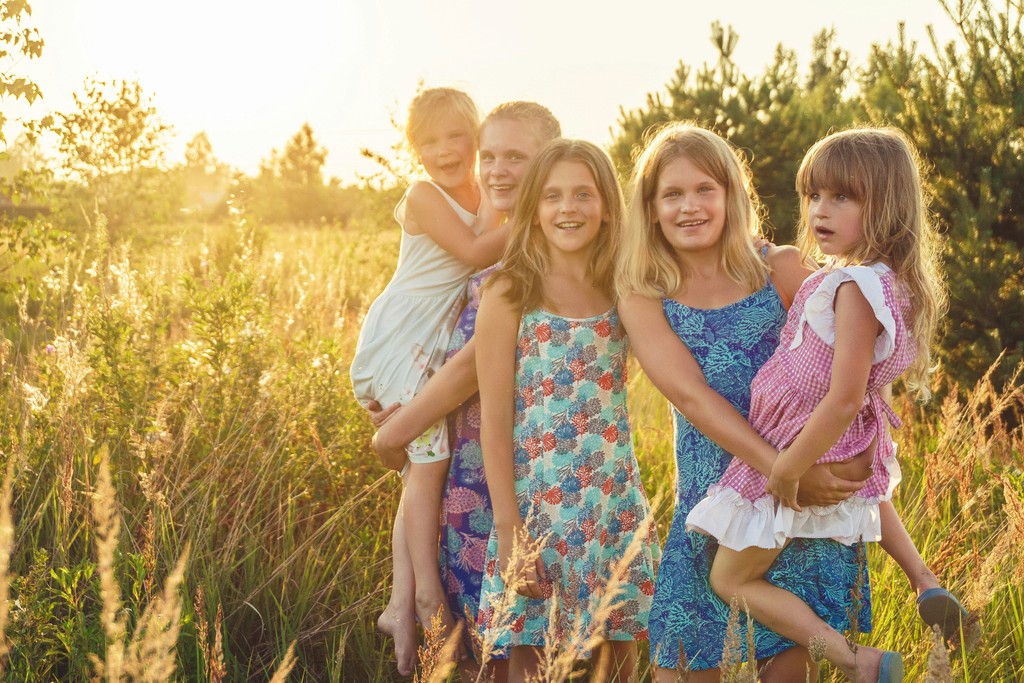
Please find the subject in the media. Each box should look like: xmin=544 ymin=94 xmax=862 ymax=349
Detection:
xmin=684 ymin=127 xmax=950 ymax=682
xmin=350 ymin=87 xmax=506 ymax=675
xmin=475 ymin=139 xmax=659 ymax=682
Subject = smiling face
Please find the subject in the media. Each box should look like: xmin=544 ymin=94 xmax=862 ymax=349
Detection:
xmin=535 ymin=160 xmax=607 ymax=258
xmin=653 ymin=155 xmax=727 ymax=256
xmin=479 ymin=118 xmax=543 ymax=213
xmin=412 ymin=110 xmax=477 ymax=191
xmin=806 ymin=188 xmax=865 ymax=257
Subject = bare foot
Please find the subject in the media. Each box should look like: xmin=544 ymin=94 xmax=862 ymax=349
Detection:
xmin=415 ymin=596 xmax=468 ymax=663
xmin=378 ymin=604 xmax=418 ymax=676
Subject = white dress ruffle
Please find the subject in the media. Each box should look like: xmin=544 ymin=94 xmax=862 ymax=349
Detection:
xmin=686 ymin=442 xmax=903 ymax=549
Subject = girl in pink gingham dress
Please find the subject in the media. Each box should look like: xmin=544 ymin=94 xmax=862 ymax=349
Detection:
xmin=685 ymin=128 xmax=949 ymax=682
xmin=686 ymin=262 xmax=913 ymax=548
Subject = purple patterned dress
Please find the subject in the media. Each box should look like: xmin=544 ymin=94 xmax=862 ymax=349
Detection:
xmin=439 ymin=266 xmax=498 ymax=642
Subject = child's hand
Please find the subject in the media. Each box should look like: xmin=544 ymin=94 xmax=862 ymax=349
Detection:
xmin=371 ymin=424 xmax=407 ymax=472
xmin=498 ymin=526 xmax=546 ymax=600
xmin=767 ymin=453 xmax=803 ymax=511
xmin=366 ymin=400 xmax=401 ymax=428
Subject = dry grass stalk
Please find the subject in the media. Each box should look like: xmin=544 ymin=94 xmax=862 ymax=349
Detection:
xmin=0 ymin=458 xmax=16 ymax=674
xmin=91 ymin=443 xmax=129 ymax=682
xmin=807 ymin=635 xmax=827 ymax=683
xmin=924 ymin=625 xmax=953 ymax=683
xmin=90 ymin=444 xmax=193 ymax=682
xmin=718 ymin=596 xmax=756 ymax=683
xmin=414 ymin=611 xmax=461 ymax=683
xmin=124 ymin=545 xmax=190 ymax=681
xmin=193 ymin=585 xmax=226 ymax=683
xmin=267 ymin=641 xmax=298 ymax=683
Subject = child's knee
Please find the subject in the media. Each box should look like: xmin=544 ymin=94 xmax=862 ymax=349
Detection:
xmin=708 ymin=563 xmax=736 ymax=602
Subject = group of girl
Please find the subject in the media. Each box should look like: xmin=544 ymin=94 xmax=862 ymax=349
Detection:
xmin=351 ymin=87 xmax=966 ymax=682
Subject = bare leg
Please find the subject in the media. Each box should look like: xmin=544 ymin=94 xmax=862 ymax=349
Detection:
xmin=403 ymin=460 xmax=457 ymax=639
xmin=508 ymin=645 xmax=543 ymax=683
xmin=878 ymin=501 xmax=939 ymax=595
xmin=377 ymin=490 xmax=418 ymax=676
xmin=596 ymin=640 xmax=637 ymax=682
xmin=655 ymin=666 xmax=719 ymax=683
xmin=759 ymin=644 xmax=818 ymax=682
xmin=710 ymin=546 xmax=895 ymax=681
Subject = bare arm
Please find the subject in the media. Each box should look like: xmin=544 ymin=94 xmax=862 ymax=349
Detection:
xmin=476 ymin=279 xmax=524 ymax=537
xmin=620 ymin=293 xmax=867 ymax=504
xmin=406 ymin=182 xmax=507 ymax=268
xmin=371 ymin=339 xmax=480 ymax=470
xmin=768 ymin=281 xmax=880 ymax=510
xmin=765 ymin=244 xmax=816 ymax=309
xmin=620 ymin=294 xmax=777 ymax=475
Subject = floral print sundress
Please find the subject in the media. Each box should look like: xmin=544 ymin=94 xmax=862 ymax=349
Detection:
xmin=476 ymin=307 xmax=659 ymax=654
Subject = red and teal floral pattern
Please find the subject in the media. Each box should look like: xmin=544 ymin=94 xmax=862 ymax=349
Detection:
xmin=476 ymin=307 xmax=659 ymax=653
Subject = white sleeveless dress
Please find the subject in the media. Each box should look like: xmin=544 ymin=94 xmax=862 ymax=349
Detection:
xmin=350 ymin=180 xmax=478 ymax=463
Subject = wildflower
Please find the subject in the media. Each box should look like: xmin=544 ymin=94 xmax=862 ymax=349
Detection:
xmin=21 ymin=383 xmax=49 ymax=413
xmin=45 ymin=344 xmax=56 ymax=355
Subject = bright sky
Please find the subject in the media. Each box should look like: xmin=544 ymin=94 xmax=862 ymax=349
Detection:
xmin=14 ymin=0 xmax=960 ymax=184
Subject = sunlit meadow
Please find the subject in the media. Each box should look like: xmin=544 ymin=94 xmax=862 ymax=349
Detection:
xmin=0 ymin=209 xmax=1021 ymax=681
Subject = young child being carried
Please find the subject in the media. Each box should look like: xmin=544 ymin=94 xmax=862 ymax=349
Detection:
xmin=349 ymin=87 xmax=505 ymax=675
xmin=685 ymin=128 xmax=951 ymax=682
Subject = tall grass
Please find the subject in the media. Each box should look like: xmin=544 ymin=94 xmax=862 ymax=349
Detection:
xmin=0 ymin=213 xmax=1020 ymax=680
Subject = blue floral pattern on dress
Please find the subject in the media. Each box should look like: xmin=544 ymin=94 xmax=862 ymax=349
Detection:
xmin=439 ymin=268 xmax=495 ymax=648
xmin=648 ymin=282 xmax=871 ymax=671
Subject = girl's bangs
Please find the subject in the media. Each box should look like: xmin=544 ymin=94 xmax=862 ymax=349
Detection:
xmin=798 ymin=142 xmax=867 ymax=201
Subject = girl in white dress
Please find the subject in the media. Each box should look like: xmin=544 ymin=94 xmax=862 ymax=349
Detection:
xmin=350 ymin=87 xmax=506 ymax=675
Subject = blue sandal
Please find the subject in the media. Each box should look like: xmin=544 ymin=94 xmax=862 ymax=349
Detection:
xmin=917 ymin=587 xmax=968 ymax=640
xmin=878 ymin=651 xmax=904 ymax=682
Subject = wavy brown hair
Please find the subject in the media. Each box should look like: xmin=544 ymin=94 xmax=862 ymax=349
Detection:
xmin=490 ymin=139 xmax=625 ymax=311
xmin=795 ymin=127 xmax=947 ymax=398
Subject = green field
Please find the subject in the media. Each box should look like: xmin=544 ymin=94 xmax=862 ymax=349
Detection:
xmin=0 ymin=217 xmax=1020 ymax=681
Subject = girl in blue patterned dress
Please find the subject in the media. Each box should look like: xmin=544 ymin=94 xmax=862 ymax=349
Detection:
xmin=616 ymin=123 xmax=874 ymax=682
xmin=475 ymin=139 xmax=658 ymax=681
xmin=618 ymin=123 xmax=958 ymax=682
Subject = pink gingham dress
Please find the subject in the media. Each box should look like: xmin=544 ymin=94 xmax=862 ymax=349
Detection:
xmin=686 ymin=263 xmax=915 ymax=549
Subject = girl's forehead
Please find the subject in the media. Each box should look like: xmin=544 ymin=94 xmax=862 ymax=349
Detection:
xmin=415 ymin=110 xmax=472 ymax=139
xmin=658 ymin=155 xmax=718 ymax=184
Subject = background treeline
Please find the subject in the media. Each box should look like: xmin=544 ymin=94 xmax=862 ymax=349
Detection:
xmin=609 ymin=4 xmax=1023 ymax=392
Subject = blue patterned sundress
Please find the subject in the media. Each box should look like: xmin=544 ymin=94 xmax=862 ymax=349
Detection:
xmin=477 ymin=307 xmax=659 ymax=654
xmin=647 ymin=281 xmax=872 ymax=671
xmin=438 ymin=267 xmax=497 ymax=650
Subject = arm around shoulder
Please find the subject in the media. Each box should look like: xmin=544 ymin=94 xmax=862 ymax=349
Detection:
xmin=619 ymin=293 xmax=777 ymax=476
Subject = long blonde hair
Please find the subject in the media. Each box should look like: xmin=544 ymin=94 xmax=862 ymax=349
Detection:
xmin=795 ymin=127 xmax=947 ymax=398
xmin=618 ymin=122 xmax=768 ymax=299
xmin=491 ymin=139 xmax=625 ymax=311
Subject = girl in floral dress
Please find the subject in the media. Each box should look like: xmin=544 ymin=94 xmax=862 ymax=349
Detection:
xmin=475 ymin=139 xmax=658 ymax=681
